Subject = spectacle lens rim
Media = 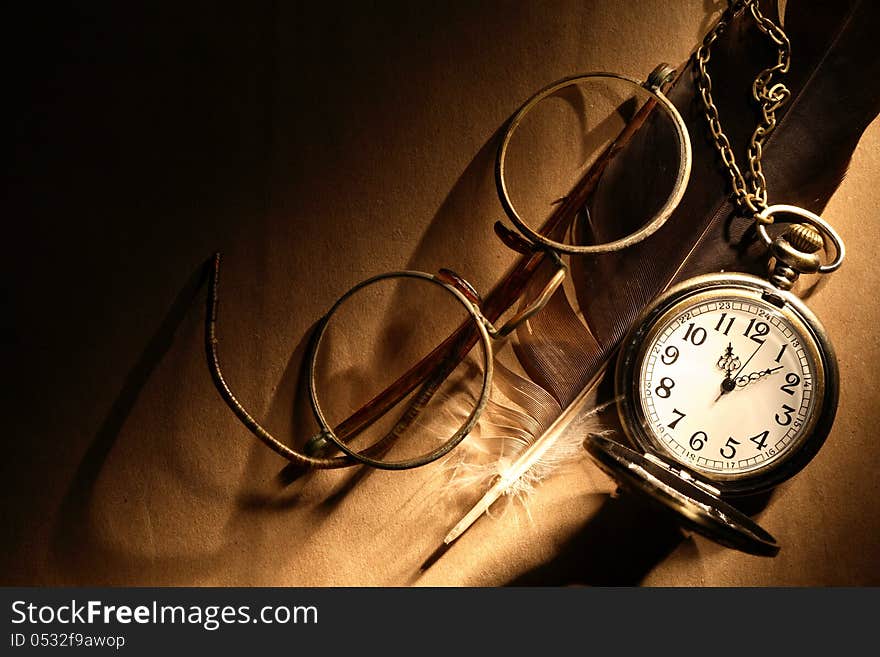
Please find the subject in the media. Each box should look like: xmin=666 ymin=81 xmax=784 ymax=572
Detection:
xmin=308 ymin=270 xmax=494 ymax=470
xmin=496 ymin=70 xmax=692 ymax=255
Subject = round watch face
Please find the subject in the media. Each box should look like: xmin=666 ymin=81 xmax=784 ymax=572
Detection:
xmin=616 ymin=274 xmax=838 ymax=496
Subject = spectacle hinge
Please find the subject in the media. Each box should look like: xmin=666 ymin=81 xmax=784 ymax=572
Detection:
xmin=494 ymin=221 xmax=538 ymax=255
xmin=644 ymin=63 xmax=676 ymax=92
xmin=436 ymin=268 xmax=483 ymax=306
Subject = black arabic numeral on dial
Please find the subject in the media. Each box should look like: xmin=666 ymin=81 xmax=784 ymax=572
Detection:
xmin=714 ymin=312 xmax=734 ymax=335
xmin=667 ymin=408 xmax=686 ymax=429
xmin=655 ymin=377 xmax=675 ymax=398
xmin=750 ymin=430 xmax=769 ymax=450
xmin=743 ymin=318 xmax=770 ymax=344
xmin=661 ymin=345 xmax=679 ymax=365
xmin=776 ymin=404 xmax=796 ymax=426
xmin=720 ymin=437 xmax=741 ymax=459
xmin=780 ymin=372 xmax=801 ymax=395
xmin=775 ymin=344 xmax=788 ymax=363
xmin=683 ymin=323 xmax=707 ymax=345
xmin=689 ymin=431 xmax=707 ymax=451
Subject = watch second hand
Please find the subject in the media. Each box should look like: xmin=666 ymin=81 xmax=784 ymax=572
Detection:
xmin=737 ymin=340 xmax=764 ymax=377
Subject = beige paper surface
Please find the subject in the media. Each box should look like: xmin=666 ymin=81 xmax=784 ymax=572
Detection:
xmin=4 ymin=1 xmax=879 ymax=586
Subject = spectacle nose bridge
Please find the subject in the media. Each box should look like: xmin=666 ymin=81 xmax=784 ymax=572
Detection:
xmin=489 ymin=253 xmax=568 ymax=339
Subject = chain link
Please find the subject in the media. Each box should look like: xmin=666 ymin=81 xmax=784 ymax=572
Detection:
xmin=695 ymin=0 xmax=791 ymax=221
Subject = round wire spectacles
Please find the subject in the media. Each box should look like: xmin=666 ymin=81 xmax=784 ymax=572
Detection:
xmin=206 ymin=64 xmax=692 ymax=471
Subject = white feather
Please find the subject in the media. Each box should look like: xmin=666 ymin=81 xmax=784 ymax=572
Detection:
xmin=424 ymin=351 xmax=618 ymax=543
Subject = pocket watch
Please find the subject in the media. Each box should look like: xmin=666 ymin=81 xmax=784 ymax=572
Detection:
xmin=584 ymin=207 xmax=845 ymax=558
xmin=613 ymin=209 xmax=843 ymax=498
xmin=585 ymin=208 xmax=843 ymax=556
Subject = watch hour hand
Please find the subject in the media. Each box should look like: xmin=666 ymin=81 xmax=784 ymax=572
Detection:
xmin=735 ymin=365 xmax=784 ymax=389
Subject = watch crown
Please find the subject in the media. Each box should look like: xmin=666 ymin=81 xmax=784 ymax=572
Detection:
xmin=784 ymin=223 xmax=823 ymax=254
xmin=769 ymin=224 xmax=824 ymax=290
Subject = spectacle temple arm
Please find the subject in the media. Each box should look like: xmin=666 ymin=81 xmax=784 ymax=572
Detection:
xmin=206 ymin=253 xmax=356 ymax=469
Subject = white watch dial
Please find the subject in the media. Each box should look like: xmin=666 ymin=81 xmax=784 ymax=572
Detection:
xmin=638 ymin=295 xmax=818 ymax=477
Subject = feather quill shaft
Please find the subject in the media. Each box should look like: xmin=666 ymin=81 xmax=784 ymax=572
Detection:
xmin=438 ymin=366 xmax=610 ymax=549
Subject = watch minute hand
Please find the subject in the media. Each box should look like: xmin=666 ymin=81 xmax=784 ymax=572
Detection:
xmin=716 ymin=342 xmax=741 ymax=375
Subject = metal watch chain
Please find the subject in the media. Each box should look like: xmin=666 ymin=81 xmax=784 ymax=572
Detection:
xmin=695 ymin=0 xmax=845 ymax=290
